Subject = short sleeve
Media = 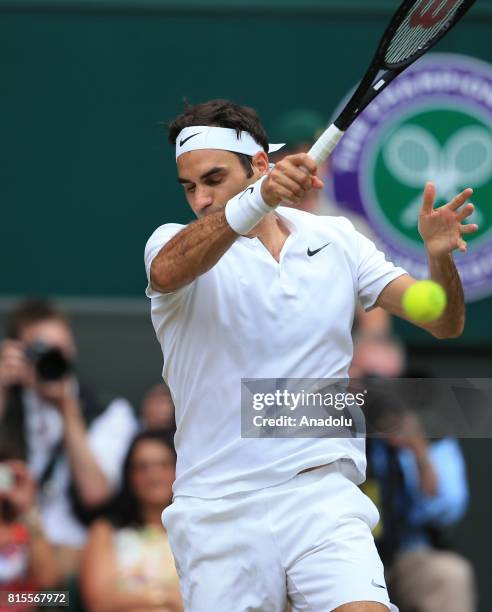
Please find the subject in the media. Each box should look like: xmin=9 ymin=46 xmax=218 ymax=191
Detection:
xmin=144 ymin=223 xmax=185 ymax=298
xmin=356 ymin=229 xmax=408 ymax=311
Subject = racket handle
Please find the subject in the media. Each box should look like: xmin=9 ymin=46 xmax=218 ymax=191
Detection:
xmin=308 ymin=124 xmax=345 ymax=165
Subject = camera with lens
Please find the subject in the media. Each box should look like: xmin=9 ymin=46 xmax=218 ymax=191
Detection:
xmin=25 ymin=341 xmax=73 ymax=382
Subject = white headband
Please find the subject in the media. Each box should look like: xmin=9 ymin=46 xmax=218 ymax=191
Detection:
xmin=175 ymin=125 xmax=285 ymax=160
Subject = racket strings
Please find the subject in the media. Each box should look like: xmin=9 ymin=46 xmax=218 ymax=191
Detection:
xmin=385 ymin=0 xmax=466 ymax=66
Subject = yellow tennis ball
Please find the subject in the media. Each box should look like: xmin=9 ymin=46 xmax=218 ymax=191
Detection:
xmin=402 ymin=280 xmax=447 ymax=323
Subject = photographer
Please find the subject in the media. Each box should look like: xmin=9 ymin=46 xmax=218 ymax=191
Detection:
xmin=0 ymin=300 xmax=138 ymax=579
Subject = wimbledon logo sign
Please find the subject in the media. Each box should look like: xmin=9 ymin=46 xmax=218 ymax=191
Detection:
xmin=331 ymin=54 xmax=492 ymax=301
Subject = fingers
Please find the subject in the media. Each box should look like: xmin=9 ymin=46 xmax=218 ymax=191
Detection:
xmin=273 ymin=169 xmax=310 ymax=199
xmin=456 ymin=202 xmax=475 ymax=222
xmin=457 ymin=238 xmax=468 ymax=253
xmin=457 ymin=203 xmax=479 ymax=237
xmin=274 ymin=159 xmax=313 ymax=191
xmin=0 ymin=340 xmax=29 ymax=388
xmin=265 ymin=154 xmax=321 ymax=206
xmin=448 ymin=187 xmax=474 ymax=211
xmin=35 ymin=379 xmax=68 ymax=400
xmin=420 ymin=181 xmax=436 ymax=215
xmin=460 ymin=223 xmax=479 ymax=235
xmin=264 ymin=181 xmax=304 ymax=206
xmin=287 ymin=153 xmax=318 ymax=175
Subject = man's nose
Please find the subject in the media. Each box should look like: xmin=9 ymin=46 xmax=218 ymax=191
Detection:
xmin=194 ymin=187 xmax=214 ymax=212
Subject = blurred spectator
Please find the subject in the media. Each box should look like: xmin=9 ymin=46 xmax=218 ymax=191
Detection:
xmin=0 ymin=441 xmax=59 ymax=612
xmin=366 ymin=424 xmax=475 ymax=612
xmin=0 ymin=299 xmax=138 ymax=579
xmin=80 ymin=430 xmax=182 ymax=612
xmin=271 ymin=108 xmax=391 ymax=334
xmin=140 ymin=383 xmax=176 ymax=433
xmin=350 ymin=330 xmax=406 ymax=378
xmin=352 ymin=333 xmax=476 ymax=612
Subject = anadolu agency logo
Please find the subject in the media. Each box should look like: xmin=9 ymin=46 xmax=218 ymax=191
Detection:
xmin=331 ymin=54 xmax=492 ymax=301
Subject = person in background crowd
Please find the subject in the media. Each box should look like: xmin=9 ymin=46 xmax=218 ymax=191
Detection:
xmin=350 ymin=331 xmax=406 ymax=379
xmin=366 ymin=412 xmax=475 ymax=612
xmin=0 ymin=441 xmax=59 ymax=612
xmin=80 ymin=430 xmax=182 ymax=612
xmin=140 ymin=383 xmax=176 ymax=433
xmin=0 ymin=299 xmax=138 ymax=579
xmin=271 ymin=108 xmax=391 ymax=336
xmin=352 ymin=334 xmax=476 ymax=612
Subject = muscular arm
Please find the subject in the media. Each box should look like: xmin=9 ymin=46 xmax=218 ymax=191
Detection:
xmin=376 ymin=183 xmax=475 ymax=339
xmin=376 ymin=253 xmax=464 ymax=339
xmin=150 ymin=153 xmax=322 ymax=294
xmin=426 ymin=252 xmax=464 ymax=336
xmin=150 ymin=211 xmax=238 ymax=294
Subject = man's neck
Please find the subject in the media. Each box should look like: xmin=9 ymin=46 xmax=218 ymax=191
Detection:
xmin=248 ymin=212 xmax=290 ymax=263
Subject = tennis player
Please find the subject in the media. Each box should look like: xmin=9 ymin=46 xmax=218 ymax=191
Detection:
xmin=144 ymin=99 xmax=477 ymax=612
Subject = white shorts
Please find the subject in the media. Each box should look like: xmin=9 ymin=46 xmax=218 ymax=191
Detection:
xmin=162 ymin=461 xmax=398 ymax=611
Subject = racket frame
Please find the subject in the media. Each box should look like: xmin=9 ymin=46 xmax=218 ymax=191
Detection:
xmin=308 ymin=0 xmax=477 ymax=164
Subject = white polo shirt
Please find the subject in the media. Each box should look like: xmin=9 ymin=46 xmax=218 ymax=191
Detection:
xmin=145 ymin=206 xmax=407 ymax=498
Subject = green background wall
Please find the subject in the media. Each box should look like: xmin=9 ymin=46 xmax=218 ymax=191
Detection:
xmin=0 ymin=1 xmax=491 ymax=332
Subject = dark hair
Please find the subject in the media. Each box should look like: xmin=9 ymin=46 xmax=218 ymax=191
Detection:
xmin=105 ymin=429 xmax=176 ymax=529
xmin=6 ymin=299 xmax=69 ymax=340
xmin=168 ymin=99 xmax=271 ymax=179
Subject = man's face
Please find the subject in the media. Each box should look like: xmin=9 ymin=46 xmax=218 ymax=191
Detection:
xmin=19 ymin=318 xmax=77 ymax=361
xmin=177 ymin=149 xmax=258 ymax=218
xmin=141 ymin=384 xmax=175 ymax=431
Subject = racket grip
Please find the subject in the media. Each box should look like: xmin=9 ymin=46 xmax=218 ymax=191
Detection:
xmin=308 ymin=124 xmax=345 ymax=165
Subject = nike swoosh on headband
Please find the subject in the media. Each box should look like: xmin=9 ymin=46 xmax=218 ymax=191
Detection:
xmin=179 ymin=132 xmax=202 ymax=147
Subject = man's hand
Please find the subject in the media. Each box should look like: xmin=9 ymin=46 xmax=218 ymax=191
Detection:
xmin=376 ymin=181 xmax=477 ymax=338
xmin=35 ymin=376 xmax=77 ymax=411
xmin=387 ymin=411 xmax=438 ymax=497
xmin=418 ymin=182 xmax=478 ymax=257
xmin=387 ymin=410 xmax=427 ymax=451
xmin=261 ymin=153 xmax=324 ymax=207
xmin=0 ymin=340 xmax=30 ymax=390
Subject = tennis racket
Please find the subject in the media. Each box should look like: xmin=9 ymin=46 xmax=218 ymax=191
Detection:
xmin=308 ymin=0 xmax=478 ymax=164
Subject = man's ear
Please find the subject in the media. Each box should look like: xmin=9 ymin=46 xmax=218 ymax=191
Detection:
xmin=251 ymin=151 xmax=270 ymax=176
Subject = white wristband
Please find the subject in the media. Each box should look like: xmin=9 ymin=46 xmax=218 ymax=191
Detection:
xmin=225 ymin=175 xmax=276 ymax=235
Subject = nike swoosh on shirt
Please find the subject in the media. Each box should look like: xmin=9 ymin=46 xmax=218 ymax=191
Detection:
xmin=371 ymin=579 xmax=387 ymax=590
xmin=179 ymin=132 xmax=201 ymax=147
xmin=307 ymin=242 xmax=332 ymax=257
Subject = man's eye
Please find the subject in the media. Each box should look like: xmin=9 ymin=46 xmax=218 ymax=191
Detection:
xmin=207 ymin=178 xmax=222 ymax=186
xmin=186 ymin=186 xmax=196 ymax=193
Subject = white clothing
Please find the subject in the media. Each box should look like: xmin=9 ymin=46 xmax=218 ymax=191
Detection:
xmin=144 ymin=206 xmax=406 ymax=498
xmin=162 ymin=461 xmax=398 ymax=611
xmin=24 ymin=389 xmax=138 ymax=548
xmin=175 ymin=125 xmax=284 ymax=159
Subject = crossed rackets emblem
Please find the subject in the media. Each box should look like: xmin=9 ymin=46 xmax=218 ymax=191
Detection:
xmin=383 ymin=125 xmax=492 ymax=228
